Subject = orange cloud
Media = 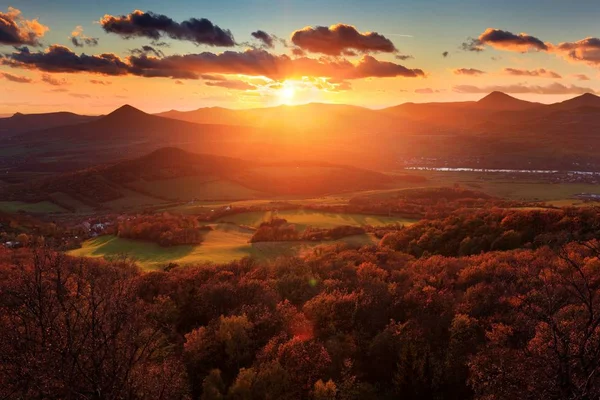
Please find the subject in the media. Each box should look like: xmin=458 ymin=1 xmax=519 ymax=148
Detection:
xmin=453 ymin=68 xmax=486 ymax=76
xmin=503 ymin=68 xmax=561 ymax=78
xmin=0 ymin=7 xmax=49 ymax=46
xmin=0 ymin=71 xmax=32 ymax=83
xmin=549 ymin=38 xmax=600 ymax=66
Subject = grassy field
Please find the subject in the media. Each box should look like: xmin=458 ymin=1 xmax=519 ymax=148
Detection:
xmin=68 ymin=223 xmax=376 ymax=270
xmin=217 ymin=209 xmax=417 ymax=230
xmin=388 ymin=170 xmax=600 ymax=203
xmin=0 ymin=201 xmax=66 ymax=213
xmin=129 ymin=177 xmax=265 ymax=202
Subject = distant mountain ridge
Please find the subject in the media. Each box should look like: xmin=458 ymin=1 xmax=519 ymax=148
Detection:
xmin=5 ymin=92 xmax=600 ymax=174
xmin=0 ymin=111 xmax=98 ymax=137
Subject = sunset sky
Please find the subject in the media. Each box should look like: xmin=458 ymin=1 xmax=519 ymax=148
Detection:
xmin=2 ymin=0 xmax=600 ymax=114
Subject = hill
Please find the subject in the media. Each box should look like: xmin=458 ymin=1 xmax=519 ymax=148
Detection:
xmin=0 ymin=147 xmax=395 ymax=210
xmin=476 ymin=91 xmax=540 ymax=111
xmin=549 ymin=93 xmax=600 ymax=111
xmin=0 ymin=111 xmax=98 ymax=138
xmin=157 ymin=102 xmax=408 ymax=134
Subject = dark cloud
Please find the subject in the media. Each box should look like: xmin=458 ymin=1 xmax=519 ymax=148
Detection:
xmin=126 ymin=50 xmax=425 ymax=81
xmin=395 ymin=54 xmax=413 ymax=60
xmin=130 ymin=45 xmax=164 ymax=58
xmin=0 ymin=7 xmax=48 ymax=46
xmin=503 ymin=68 xmax=561 ymax=78
xmin=0 ymin=71 xmax=31 ymax=83
xmin=291 ymin=24 xmax=397 ymax=55
xmin=3 ymin=45 xmax=131 ymax=76
xmin=453 ymin=68 xmax=486 ymax=76
xmin=460 ymin=38 xmax=484 ymax=52
xmin=100 ymin=10 xmax=235 ymax=47
xmin=71 ymin=36 xmax=99 ymax=47
xmin=41 ymin=73 xmax=68 ymax=86
xmin=69 ymin=26 xmax=99 ymax=48
xmin=251 ymin=30 xmax=274 ymax=48
xmin=442 ymin=51 xmax=449 ymax=57
xmin=453 ymin=82 xmax=596 ymax=95
xmin=3 ymin=46 xmax=425 ymax=82
xmin=151 ymin=40 xmax=170 ymax=47
xmin=465 ymin=28 xmax=548 ymax=53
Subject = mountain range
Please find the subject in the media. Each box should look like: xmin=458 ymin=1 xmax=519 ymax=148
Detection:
xmin=3 ymin=92 xmax=600 ymax=174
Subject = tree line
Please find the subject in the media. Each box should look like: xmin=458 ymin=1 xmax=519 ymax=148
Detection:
xmin=3 ymin=234 xmax=600 ymax=399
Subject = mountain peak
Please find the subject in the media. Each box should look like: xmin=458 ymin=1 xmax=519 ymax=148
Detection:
xmin=575 ymin=92 xmax=600 ymax=101
xmin=552 ymin=92 xmax=600 ymax=110
xmin=479 ymin=91 xmax=515 ymax=103
xmin=477 ymin=91 xmax=536 ymax=110
xmin=106 ymin=104 xmax=147 ymax=118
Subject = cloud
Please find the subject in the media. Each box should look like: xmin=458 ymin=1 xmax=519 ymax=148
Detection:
xmin=573 ymin=73 xmax=591 ymax=81
xmin=442 ymin=51 xmax=449 ymax=58
xmin=395 ymin=54 xmax=413 ymax=60
xmin=126 ymin=50 xmax=425 ymax=81
xmin=453 ymin=82 xmax=597 ymax=95
xmin=90 ymin=79 xmax=111 ymax=85
xmin=3 ymin=45 xmax=425 ymax=81
xmin=460 ymin=38 xmax=485 ymax=52
xmin=453 ymin=68 xmax=486 ymax=76
xmin=290 ymin=24 xmax=397 ymax=55
xmin=415 ymin=88 xmax=441 ymax=94
xmin=130 ymin=45 xmax=164 ymax=58
xmin=0 ymin=71 xmax=31 ymax=83
xmin=3 ymin=45 xmax=131 ymax=76
xmin=41 ymin=73 xmax=68 ymax=86
xmin=100 ymin=10 xmax=235 ymax=47
xmin=0 ymin=7 xmax=49 ymax=46
xmin=205 ymin=79 xmax=255 ymax=90
xmin=549 ymin=37 xmax=600 ymax=66
xmin=251 ymin=30 xmax=274 ymax=48
xmin=151 ymin=40 xmax=170 ymax=47
xmin=69 ymin=26 xmax=99 ymax=47
xmin=503 ymin=68 xmax=561 ymax=78
xmin=69 ymin=93 xmax=91 ymax=98
xmin=463 ymin=28 xmax=548 ymax=53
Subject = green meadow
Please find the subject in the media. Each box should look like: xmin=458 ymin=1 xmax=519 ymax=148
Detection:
xmin=68 ymin=223 xmax=377 ymax=270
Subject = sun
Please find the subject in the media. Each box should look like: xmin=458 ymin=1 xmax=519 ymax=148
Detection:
xmin=279 ymin=81 xmax=297 ymax=103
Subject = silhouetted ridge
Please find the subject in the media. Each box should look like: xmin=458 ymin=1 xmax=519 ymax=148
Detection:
xmin=553 ymin=93 xmax=600 ymax=110
xmin=477 ymin=91 xmax=537 ymax=110
xmin=478 ymin=91 xmax=516 ymax=104
xmin=106 ymin=104 xmax=148 ymax=119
